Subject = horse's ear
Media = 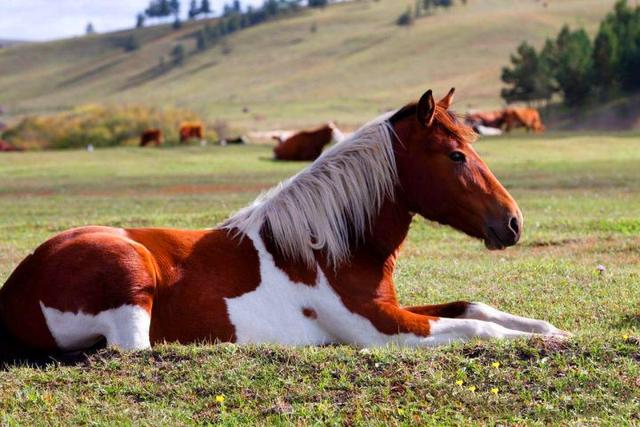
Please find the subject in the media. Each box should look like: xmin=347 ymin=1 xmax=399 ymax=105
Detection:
xmin=417 ymin=90 xmax=436 ymax=128
xmin=438 ymin=87 xmax=455 ymax=109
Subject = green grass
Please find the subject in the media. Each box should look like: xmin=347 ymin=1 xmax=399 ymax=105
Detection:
xmin=0 ymin=134 xmax=639 ymax=424
xmin=0 ymin=0 xmax=618 ymax=129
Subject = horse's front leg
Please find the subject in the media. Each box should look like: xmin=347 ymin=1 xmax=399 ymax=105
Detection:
xmin=351 ymin=303 xmax=536 ymax=348
xmin=405 ymin=301 xmax=570 ymax=337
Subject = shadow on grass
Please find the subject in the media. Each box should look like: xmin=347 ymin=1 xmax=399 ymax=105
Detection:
xmin=0 ymin=337 xmax=106 ymax=371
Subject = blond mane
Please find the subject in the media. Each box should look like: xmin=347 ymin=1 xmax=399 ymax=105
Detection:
xmin=221 ymin=113 xmax=398 ymax=268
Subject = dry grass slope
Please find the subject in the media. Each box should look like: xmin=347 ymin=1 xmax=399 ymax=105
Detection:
xmin=0 ymin=0 xmax=617 ymax=129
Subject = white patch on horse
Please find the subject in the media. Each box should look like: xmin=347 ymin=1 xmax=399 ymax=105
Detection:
xmin=39 ymin=302 xmax=151 ymax=351
xmin=460 ymin=302 xmax=569 ymax=336
xmin=225 ymin=230 xmax=414 ymax=346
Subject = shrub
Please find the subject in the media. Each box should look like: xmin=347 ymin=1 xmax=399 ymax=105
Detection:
xmin=3 ymin=105 xmax=204 ymax=150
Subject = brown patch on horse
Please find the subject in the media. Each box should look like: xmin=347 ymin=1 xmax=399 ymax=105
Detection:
xmin=260 ymin=225 xmax=317 ymax=286
xmin=126 ymin=228 xmax=262 ymax=344
xmin=302 ymin=307 xmax=317 ymax=319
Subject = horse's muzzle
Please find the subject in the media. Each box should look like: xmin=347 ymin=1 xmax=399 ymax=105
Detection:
xmin=484 ymin=213 xmax=522 ymax=250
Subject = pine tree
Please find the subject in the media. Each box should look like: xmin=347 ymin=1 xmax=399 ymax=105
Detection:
xmin=501 ymin=41 xmax=554 ymax=104
xmin=592 ymin=21 xmax=619 ymax=92
xmin=169 ymin=0 xmax=180 ymax=18
xmin=136 ymin=13 xmax=145 ymax=28
xmin=86 ymin=22 xmax=95 ymax=35
xmin=189 ymin=0 xmax=199 ymax=19
xmin=200 ymin=0 xmax=211 ymax=16
xmin=552 ymin=27 xmax=593 ymax=106
xmin=171 ymin=44 xmax=185 ymax=65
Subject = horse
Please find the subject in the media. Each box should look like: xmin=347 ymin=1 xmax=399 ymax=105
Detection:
xmin=139 ymin=129 xmax=163 ymax=147
xmin=273 ymin=122 xmax=345 ymax=161
xmin=179 ymin=122 xmax=205 ymax=144
xmin=0 ymin=89 xmax=569 ymax=361
xmin=504 ymin=107 xmax=545 ymax=133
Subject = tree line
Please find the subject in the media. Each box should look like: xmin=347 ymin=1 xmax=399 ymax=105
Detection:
xmin=501 ymin=0 xmax=640 ymax=107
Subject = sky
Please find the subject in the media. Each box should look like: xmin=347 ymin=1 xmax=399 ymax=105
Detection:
xmin=0 ymin=0 xmax=265 ymax=41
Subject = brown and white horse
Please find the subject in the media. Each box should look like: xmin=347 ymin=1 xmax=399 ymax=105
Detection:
xmin=0 ymin=89 xmax=568 ymax=360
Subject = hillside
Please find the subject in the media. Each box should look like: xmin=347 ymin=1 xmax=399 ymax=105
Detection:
xmin=0 ymin=0 xmax=618 ymax=129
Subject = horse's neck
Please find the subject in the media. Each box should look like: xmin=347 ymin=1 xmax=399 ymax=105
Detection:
xmin=321 ymin=194 xmax=413 ymax=304
xmin=365 ymin=195 xmax=413 ymax=261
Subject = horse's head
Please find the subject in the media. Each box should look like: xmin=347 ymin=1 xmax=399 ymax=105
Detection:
xmin=391 ymin=88 xmax=522 ymax=249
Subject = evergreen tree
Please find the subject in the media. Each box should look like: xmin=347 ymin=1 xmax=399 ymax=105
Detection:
xmin=396 ymin=7 xmax=414 ymax=26
xmin=136 ymin=13 xmax=146 ymax=28
xmin=200 ymin=0 xmax=212 ymax=16
xmin=308 ymin=0 xmax=328 ymax=7
xmin=592 ymin=21 xmax=619 ymax=92
xmin=169 ymin=0 xmax=180 ymax=17
xmin=552 ymin=27 xmax=593 ymax=106
xmin=501 ymin=41 xmax=554 ymax=104
xmin=196 ymin=30 xmax=207 ymax=50
xmin=171 ymin=44 xmax=185 ymax=65
xmin=86 ymin=22 xmax=95 ymax=35
xmin=189 ymin=0 xmax=199 ymax=19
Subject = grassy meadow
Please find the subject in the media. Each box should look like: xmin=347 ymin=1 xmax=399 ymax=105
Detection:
xmin=0 ymin=133 xmax=639 ymax=424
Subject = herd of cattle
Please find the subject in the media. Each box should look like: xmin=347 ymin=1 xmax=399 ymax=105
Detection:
xmin=0 ymin=107 xmax=544 ymax=159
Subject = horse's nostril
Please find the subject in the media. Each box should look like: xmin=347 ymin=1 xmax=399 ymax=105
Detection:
xmin=509 ymin=216 xmax=520 ymax=236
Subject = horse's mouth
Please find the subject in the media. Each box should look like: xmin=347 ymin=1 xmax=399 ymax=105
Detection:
xmin=484 ymin=226 xmax=507 ymax=250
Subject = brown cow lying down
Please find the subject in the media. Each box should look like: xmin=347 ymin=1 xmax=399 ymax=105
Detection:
xmin=273 ymin=122 xmax=345 ymax=161
xmin=139 ymin=129 xmax=163 ymax=147
xmin=503 ymin=107 xmax=545 ymax=133
xmin=0 ymin=140 xmax=21 ymax=152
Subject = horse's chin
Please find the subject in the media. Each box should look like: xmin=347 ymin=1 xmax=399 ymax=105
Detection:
xmin=483 ymin=227 xmax=507 ymax=250
xmin=484 ymin=239 xmax=506 ymax=250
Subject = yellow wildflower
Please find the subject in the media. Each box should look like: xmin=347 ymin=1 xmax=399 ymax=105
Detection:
xmin=455 ymin=380 xmax=463 ymax=386
xmin=491 ymin=388 xmax=499 ymax=395
xmin=397 ymin=408 xmax=405 ymax=416
xmin=215 ymin=395 xmax=225 ymax=404
xmin=623 ymin=334 xmax=629 ymax=341
xmin=467 ymin=385 xmax=476 ymax=392
xmin=491 ymin=362 xmax=500 ymax=369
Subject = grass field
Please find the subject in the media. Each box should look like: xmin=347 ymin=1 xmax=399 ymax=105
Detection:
xmin=0 ymin=0 xmax=618 ymax=128
xmin=0 ymin=133 xmax=639 ymax=424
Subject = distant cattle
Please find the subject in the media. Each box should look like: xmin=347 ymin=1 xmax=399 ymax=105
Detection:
xmin=466 ymin=111 xmax=506 ymax=130
xmin=466 ymin=107 xmax=545 ymax=134
xmin=0 ymin=140 xmax=21 ymax=152
xmin=180 ymin=122 xmax=205 ymax=144
xmin=503 ymin=107 xmax=545 ymax=133
xmin=139 ymin=129 xmax=163 ymax=147
xmin=273 ymin=122 xmax=345 ymax=161
xmin=220 ymin=136 xmax=247 ymax=145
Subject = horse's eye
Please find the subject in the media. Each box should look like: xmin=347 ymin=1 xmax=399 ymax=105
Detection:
xmin=449 ymin=151 xmax=466 ymax=162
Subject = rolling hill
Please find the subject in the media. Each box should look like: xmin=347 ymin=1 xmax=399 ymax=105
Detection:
xmin=0 ymin=0 xmax=619 ymax=130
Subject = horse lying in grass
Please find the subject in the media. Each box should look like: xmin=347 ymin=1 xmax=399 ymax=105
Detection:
xmin=0 ymin=89 xmax=568 ymax=360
